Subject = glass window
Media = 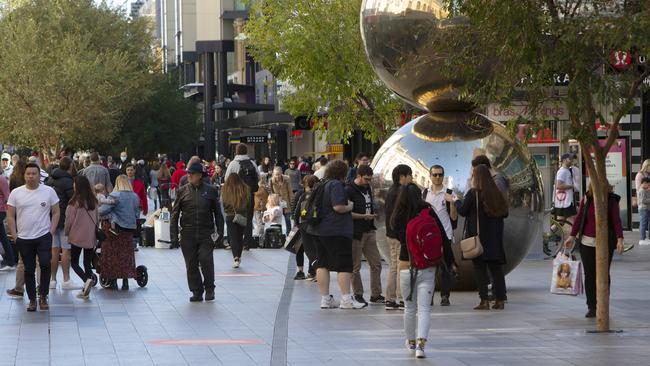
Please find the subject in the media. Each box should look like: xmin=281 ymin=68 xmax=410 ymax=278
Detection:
xmin=234 ymin=0 xmax=247 ymax=11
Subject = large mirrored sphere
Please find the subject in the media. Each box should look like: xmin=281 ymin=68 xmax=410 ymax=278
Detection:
xmin=371 ymin=114 xmax=544 ymax=289
xmin=360 ymin=0 xmax=474 ymax=112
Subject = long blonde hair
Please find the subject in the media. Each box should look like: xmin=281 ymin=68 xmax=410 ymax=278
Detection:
xmin=642 ymin=159 xmax=650 ymax=175
xmin=222 ymin=173 xmax=250 ymax=209
xmin=114 ymin=175 xmax=133 ymax=192
xmin=158 ymin=163 xmax=171 ymax=179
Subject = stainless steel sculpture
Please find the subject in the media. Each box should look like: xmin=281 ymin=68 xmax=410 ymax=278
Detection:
xmin=360 ymin=1 xmax=544 ymax=288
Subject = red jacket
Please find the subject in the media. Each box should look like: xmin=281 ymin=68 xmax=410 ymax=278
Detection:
xmin=171 ymin=161 xmax=186 ymax=188
xmin=131 ymin=178 xmax=148 ymax=215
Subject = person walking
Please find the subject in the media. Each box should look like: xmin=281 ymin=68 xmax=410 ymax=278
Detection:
xmin=149 ymin=161 xmax=160 ymax=211
xmin=455 ymin=164 xmax=509 ymax=310
xmin=7 ymin=163 xmax=60 ymax=311
xmin=258 ymin=156 xmax=272 ymax=175
xmin=46 ymin=156 xmax=81 ymax=290
xmin=345 ymin=164 xmax=383 ymax=305
xmin=345 ymin=152 xmax=371 ymax=184
xmin=224 ymin=144 xmax=259 ymax=249
xmin=0 ymin=173 xmax=16 ymax=271
xmin=79 ymin=152 xmax=112 ymax=193
xmin=5 ymin=160 xmax=27 ymax=298
xmin=292 ymin=175 xmax=319 ymax=280
xmin=422 ymin=164 xmax=458 ymax=306
xmin=64 ymin=175 xmax=98 ymax=299
xmin=221 ymin=173 xmax=251 ymax=269
xmin=285 ymin=159 xmax=302 ymax=194
xmin=564 ymin=185 xmax=624 ymax=318
xmin=553 ymin=153 xmax=578 ymax=223
xmin=270 ymin=166 xmax=294 ymax=234
xmin=308 ymin=160 xmax=366 ymax=310
xmin=384 ymin=164 xmax=413 ymax=310
xmin=98 ymin=175 xmax=139 ymax=290
xmin=125 ymin=163 xmax=147 ymax=250
xmin=390 ymin=183 xmax=454 ymax=359
xmin=158 ymin=163 xmax=172 ymax=209
xmin=171 ymin=163 xmax=223 ymax=302
xmin=638 ymin=177 xmax=650 ymax=246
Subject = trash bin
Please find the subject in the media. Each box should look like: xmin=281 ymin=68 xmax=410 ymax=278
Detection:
xmin=154 ymin=210 xmax=171 ymax=249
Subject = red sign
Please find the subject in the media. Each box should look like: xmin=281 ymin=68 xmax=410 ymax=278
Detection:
xmin=611 ymin=50 xmax=632 ymax=70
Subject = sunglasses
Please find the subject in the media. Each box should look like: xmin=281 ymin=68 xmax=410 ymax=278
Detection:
xmin=430 ymin=173 xmax=444 ymax=177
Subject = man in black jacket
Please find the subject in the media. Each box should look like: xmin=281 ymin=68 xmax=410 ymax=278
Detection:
xmin=171 ymin=163 xmax=223 ymax=302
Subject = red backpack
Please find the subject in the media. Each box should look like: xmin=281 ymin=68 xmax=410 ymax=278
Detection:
xmin=405 ymin=207 xmax=444 ymax=269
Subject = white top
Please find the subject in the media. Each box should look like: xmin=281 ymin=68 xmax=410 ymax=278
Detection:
xmin=570 ymin=166 xmax=581 ymax=195
xmin=263 ymin=206 xmax=283 ymax=229
xmin=554 ymin=167 xmax=574 ymax=208
xmin=424 ymin=186 xmax=454 ymax=240
xmin=8 ymin=184 xmax=59 ymax=240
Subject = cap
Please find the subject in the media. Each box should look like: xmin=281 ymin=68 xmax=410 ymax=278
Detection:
xmin=1 ymin=153 xmax=10 ymax=161
xmin=186 ymin=162 xmax=204 ymax=174
xmin=560 ymin=153 xmax=572 ymax=161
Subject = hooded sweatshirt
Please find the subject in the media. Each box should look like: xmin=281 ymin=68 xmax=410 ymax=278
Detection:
xmin=171 ymin=161 xmax=186 ymax=188
xmin=224 ymin=154 xmax=258 ymax=180
xmin=46 ymin=168 xmax=74 ymax=229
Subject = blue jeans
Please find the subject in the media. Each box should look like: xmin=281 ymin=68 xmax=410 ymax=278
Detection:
xmin=0 ymin=212 xmax=16 ymax=266
xmin=400 ymin=267 xmax=436 ymax=340
xmin=640 ymin=209 xmax=650 ymax=240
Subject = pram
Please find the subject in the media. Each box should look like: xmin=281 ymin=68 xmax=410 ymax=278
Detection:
xmin=92 ymin=232 xmax=149 ymax=289
xmin=262 ymin=224 xmax=285 ymax=249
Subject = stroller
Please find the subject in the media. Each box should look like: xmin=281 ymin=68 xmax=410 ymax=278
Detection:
xmin=92 ymin=227 xmax=149 ymax=289
xmin=262 ymin=224 xmax=285 ymax=249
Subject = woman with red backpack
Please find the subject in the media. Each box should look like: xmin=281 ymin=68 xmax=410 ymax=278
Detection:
xmin=390 ymin=183 xmax=455 ymax=359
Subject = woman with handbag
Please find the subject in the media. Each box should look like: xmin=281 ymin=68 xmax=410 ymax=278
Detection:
xmin=222 ymin=173 xmax=251 ymax=268
xmin=564 ymin=184 xmax=624 ymax=318
xmin=270 ymin=167 xmax=294 ymax=235
xmin=64 ymin=176 xmax=99 ymax=299
xmin=455 ymin=164 xmax=509 ymax=310
xmin=390 ymin=183 xmax=455 ymax=359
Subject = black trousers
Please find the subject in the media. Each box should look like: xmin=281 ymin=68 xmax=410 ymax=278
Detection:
xmin=70 ymin=244 xmax=94 ymax=282
xmin=436 ymin=264 xmax=451 ymax=298
xmin=295 ymin=229 xmax=316 ymax=276
xmin=16 ymin=233 xmax=52 ymax=301
xmin=243 ymin=192 xmax=255 ymax=246
xmin=180 ymin=231 xmax=215 ymax=293
xmin=472 ymin=259 xmax=506 ymax=301
xmin=225 ymin=217 xmax=245 ymax=259
xmin=580 ymin=243 xmax=615 ymax=310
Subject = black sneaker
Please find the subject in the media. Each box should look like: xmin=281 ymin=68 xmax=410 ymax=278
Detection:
xmin=399 ymin=301 xmax=405 ymax=309
xmin=369 ymin=295 xmax=385 ymax=304
xmin=293 ymin=271 xmax=306 ymax=280
xmin=205 ymin=289 xmax=215 ymax=301
xmin=353 ymin=295 xmax=368 ymax=305
xmin=440 ymin=295 xmax=451 ymax=306
xmin=585 ymin=308 xmax=596 ymax=318
xmin=385 ymin=300 xmax=400 ymax=310
xmin=190 ymin=292 xmax=203 ymax=302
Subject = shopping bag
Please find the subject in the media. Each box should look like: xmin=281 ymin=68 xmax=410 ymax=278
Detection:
xmin=550 ymin=253 xmax=583 ymax=296
xmin=284 ymin=227 xmax=302 ymax=254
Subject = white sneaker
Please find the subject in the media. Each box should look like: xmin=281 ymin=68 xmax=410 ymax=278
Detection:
xmin=405 ymin=340 xmax=416 ymax=354
xmin=232 ymin=259 xmax=240 ymax=269
xmin=320 ymin=295 xmax=339 ymax=309
xmin=339 ymin=295 xmax=367 ymax=309
xmin=82 ymin=279 xmax=93 ymax=296
xmin=0 ymin=265 xmax=16 ymax=271
xmin=49 ymin=280 xmax=57 ymax=289
xmin=639 ymin=240 xmax=650 ymax=246
xmin=415 ymin=339 xmax=426 ymax=358
xmin=61 ymin=280 xmax=82 ymax=290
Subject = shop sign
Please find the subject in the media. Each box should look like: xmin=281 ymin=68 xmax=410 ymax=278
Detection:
xmin=241 ymin=136 xmax=268 ymax=144
xmin=611 ymin=50 xmax=632 ymax=70
xmin=328 ymin=144 xmax=344 ymax=153
xmin=487 ymin=102 xmax=568 ymax=122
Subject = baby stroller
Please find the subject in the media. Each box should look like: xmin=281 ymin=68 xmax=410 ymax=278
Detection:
xmin=262 ymin=224 xmax=285 ymax=249
xmin=92 ymin=236 xmax=149 ymax=289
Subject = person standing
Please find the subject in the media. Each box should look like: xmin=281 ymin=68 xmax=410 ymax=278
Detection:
xmin=171 ymin=163 xmax=223 ymax=302
xmin=455 ymin=165 xmax=509 ymax=311
xmin=0 ymin=173 xmax=16 ymax=270
xmin=149 ymin=161 xmax=160 ymax=210
xmin=285 ymin=159 xmax=302 ymax=194
xmin=2 ymin=152 xmax=13 ymax=178
xmin=157 ymin=163 xmax=172 ymax=209
xmin=258 ymin=156 xmax=272 ymax=175
xmin=384 ymin=164 xmax=413 ymax=310
xmin=422 ymin=165 xmax=457 ymax=306
xmin=64 ymin=175 xmax=98 ymax=299
xmin=638 ymin=177 xmax=650 ymax=246
xmin=270 ymin=167 xmax=294 ymax=235
xmin=292 ymin=175 xmax=319 ymax=280
xmin=7 ymin=163 xmax=60 ymax=311
xmin=345 ymin=164 xmax=383 ymax=305
xmin=125 ymin=163 xmax=147 ymax=251
xmin=221 ymin=173 xmax=251 ymax=269
xmin=224 ymin=144 xmax=259 ymax=249
xmin=553 ymin=153 xmax=577 ymax=223
xmin=79 ymin=152 xmax=112 ymax=193
xmin=346 ymin=152 xmax=371 ymax=184
xmin=46 ymin=156 xmax=80 ymax=290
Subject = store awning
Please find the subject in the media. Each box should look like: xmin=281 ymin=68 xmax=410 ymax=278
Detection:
xmin=217 ymin=111 xmax=294 ymax=130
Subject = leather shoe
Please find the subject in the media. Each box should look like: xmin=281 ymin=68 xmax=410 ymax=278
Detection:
xmin=492 ymin=300 xmax=505 ymax=310
xmin=205 ymin=289 xmax=215 ymax=301
xmin=39 ymin=297 xmax=49 ymax=311
xmin=585 ymin=308 xmax=596 ymax=318
xmin=473 ymin=300 xmax=490 ymax=310
xmin=190 ymin=292 xmax=203 ymax=302
xmin=27 ymin=300 xmax=37 ymax=312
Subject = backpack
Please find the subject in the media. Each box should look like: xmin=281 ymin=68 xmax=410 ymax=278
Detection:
xmin=304 ymin=179 xmax=330 ymax=226
xmin=299 ymin=191 xmax=312 ymax=219
xmin=238 ymin=159 xmax=259 ymax=193
xmin=405 ymin=207 xmax=444 ymax=270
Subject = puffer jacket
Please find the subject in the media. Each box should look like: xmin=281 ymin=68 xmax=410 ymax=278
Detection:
xmin=170 ymin=181 xmax=223 ymax=240
xmin=46 ymin=168 xmax=74 ymax=229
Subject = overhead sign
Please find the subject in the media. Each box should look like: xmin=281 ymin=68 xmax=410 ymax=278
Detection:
xmin=241 ymin=136 xmax=268 ymax=144
xmin=486 ymin=102 xmax=568 ymax=122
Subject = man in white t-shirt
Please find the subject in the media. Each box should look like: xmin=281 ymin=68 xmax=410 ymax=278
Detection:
xmin=423 ymin=164 xmax=457 ymax=306
xmin=553 ymin=153 xmax=577 ymax=223
xmin=7 ymin=163 xmax=60 ymax=312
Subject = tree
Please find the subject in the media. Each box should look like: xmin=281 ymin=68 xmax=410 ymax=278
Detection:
xmin=436 ymin=1 xmax=650 ymax=331
xmin=113 ymin=74 xmax=200 ymax=160
xmin=0 ymin=0 xmax=156 ymax=158
xmin=244 ymin=0 xmax=405 ymax=143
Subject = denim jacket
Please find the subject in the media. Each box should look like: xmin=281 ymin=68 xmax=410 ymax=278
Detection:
xmin=98 ymin=190 xmax=139 ymax=229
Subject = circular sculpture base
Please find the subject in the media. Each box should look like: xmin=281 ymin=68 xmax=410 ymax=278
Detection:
xmin=372 ymin=114 xmax=544 ymax=290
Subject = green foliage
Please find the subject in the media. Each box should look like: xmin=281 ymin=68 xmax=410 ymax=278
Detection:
xmin=112 ymin=74 xmax=200 ymax=160
xmin=0 ymin=0 xmax=156 ymax=156
xmin=244 ymin=0 xmax=403 ymax=143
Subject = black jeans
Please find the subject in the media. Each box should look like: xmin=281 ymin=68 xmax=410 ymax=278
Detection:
xmin=436 ymin=264 xmax=451 ymax=298
xmin=580 ymin=243 xmax=615 ymax=310
xmin=298 ymin=228 xmax=317 ymax=276
xmin=472 ymin=259 xmax=506 ymax=301
xmin=226 ymin=217 xmax=245 ymax=259
xmin=0 ymin=212 xmax=16 ymax=266
xmin=70 ymin=244 xmax=94 ymax=282
xmin=180 ymin=231 xmax=215 ymax=293
xmin=16 ymin=233 xmax=52 ymax=301
xmin=243 ymin=192 xmax=255 ymax=246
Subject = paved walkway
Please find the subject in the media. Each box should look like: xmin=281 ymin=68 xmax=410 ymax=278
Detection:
xmin=0 ymin=231 xmax=649 ymax=365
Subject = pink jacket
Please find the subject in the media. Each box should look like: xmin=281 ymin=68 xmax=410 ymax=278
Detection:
xmin=0 ymin=175 xmax=8 ymax=212
xmin=64 ymin=203 xmax=99 ymax=249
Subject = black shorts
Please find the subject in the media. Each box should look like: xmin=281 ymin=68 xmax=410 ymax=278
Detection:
xmin=314 ymin=236 xmax=353 ymax=273
xmin=553 ymin=204 xmax=577 ymax=218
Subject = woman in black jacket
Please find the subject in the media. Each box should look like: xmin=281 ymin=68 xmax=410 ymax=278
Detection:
xmin=455 ymin=164 xmax=509 ymax=310
xmin=292 ymin=175 xmax=319 ymax=280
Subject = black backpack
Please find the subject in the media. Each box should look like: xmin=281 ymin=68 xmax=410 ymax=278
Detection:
xmin=238 ymin=159 xmax=259 ymax=193
xmin=304 ymin=179 xmax=330 ymax=226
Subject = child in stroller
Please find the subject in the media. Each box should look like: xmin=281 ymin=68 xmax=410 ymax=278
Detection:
xmin=262 ymin=194 xmax=285 ymax=248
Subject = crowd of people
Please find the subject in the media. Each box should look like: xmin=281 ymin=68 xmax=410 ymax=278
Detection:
xmin=0 ymin=146 xmax=634 ymax=359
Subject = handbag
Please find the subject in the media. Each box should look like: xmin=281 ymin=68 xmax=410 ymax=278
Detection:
xmin=85 ymin=209 xmax=106 ymax=243
xmin=233 ymin=212 xmax=248 ymax=227
xmin=550 ymin=249 xmax=583 ymax=295
xmin=460 ymin=191 xmax=484 ymax=259
xmin=284 ymin=226 xmax=302 ymax=254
